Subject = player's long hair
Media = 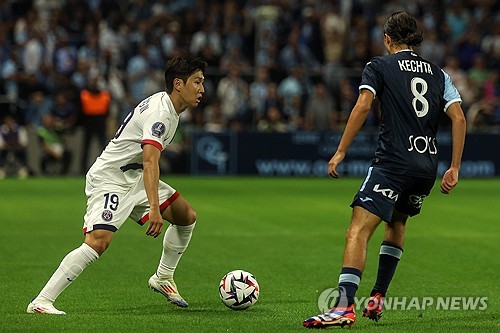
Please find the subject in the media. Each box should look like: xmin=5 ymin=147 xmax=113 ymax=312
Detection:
xmin=383 ymin=11 xmax=423 ymax=47
xmin=164 ymin=55 xmax=207 ymax=94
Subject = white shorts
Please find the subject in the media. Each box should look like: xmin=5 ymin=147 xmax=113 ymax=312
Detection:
xmin=83 ymin=174 xmax=179 ymax=234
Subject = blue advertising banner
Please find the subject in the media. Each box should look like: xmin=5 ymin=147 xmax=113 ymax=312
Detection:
xmin=190 ymin=131 xmax=499 ymax=177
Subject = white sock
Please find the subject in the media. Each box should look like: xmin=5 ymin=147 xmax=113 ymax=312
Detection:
xmin=156 ymin=222 xmax=196 ymax=279
xmin=36 ymin=243 xmax=99 ymax=303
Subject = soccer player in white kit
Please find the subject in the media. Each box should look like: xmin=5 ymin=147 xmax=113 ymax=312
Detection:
xmin=27 ymin=55 xmax=207 ymax=314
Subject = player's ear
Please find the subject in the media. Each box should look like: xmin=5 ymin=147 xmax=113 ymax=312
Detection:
xmin=174 ymin=78 xmax=182 ymax=92
xmin=384 ymin=33 xmax=391 ymax=45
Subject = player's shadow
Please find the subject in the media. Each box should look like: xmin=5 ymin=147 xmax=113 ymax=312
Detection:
xmin=111 ymin=303 xmax=266 ymax=316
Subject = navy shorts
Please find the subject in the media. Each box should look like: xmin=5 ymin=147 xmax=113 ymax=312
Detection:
xmin=351 ymin=166 xmax=435 ymax=223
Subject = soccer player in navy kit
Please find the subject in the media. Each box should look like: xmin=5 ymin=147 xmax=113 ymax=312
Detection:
xmin=303 ymin=12 xmax=466 ymax=328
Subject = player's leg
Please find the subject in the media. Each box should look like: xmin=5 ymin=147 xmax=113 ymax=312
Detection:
xmin=159 ymin=194 xmax=197 ymax=276
xmin=363 ymin=210 xmax=407 ymax=322
xmin=28 ymin=183 xmax=131 ymax=314
xmin=27 ymin=239 xmax=102 ymax=315
xmin=304 ymin=167 xmax=402 ymax=328
xmin=147 ymin=194 xmax=195 ymax=307
xmin=363 ymin=177 xmax=433 ymax=322
xmin=340 ymin=206 xmax=383 ymax=302
xmin=303 ymin=206 xmax=382 ymax=328
xmin=131 ymin=179 xmax=195 ymax=308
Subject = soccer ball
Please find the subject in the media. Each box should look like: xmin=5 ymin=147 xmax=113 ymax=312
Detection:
xmin=219 ymin=270 xmax=259 ymax=310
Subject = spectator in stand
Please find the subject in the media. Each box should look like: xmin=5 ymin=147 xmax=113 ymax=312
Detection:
xmin=79 ymin=77 xmax=111 ymax=174
xmin=0 ymin=47 xmax=18 ymax=102
xmin=51 ymin=91 xmax=78 ymax=135
xmin=127 ymin=43 xmax=150 ymax=106
xmin=321 ymin=4 xmax=347 ymax=94
xmin=419 ymin=29 xmax=446 ymax=67
xmin=278 ymin=25 xmax=321 ymax=75
xmin=304 ymin=82 xmax=338 ymax=131
xmin=443 ymin=55 xmax=474 ymax=107
xmin=203 ymin=100 xmax=227 ymax=133
xmin=161 ymin=21 xmax=181 ymax=59
xmin=24 ymin=91 xmax=52 ymax=128
xmin=22 ymin=27 xmax=44 ymax=75
xmin=481 ymin=20 xmax=500 ymax=70
xmin=52 ymin=33 xmax=78 ymax=76
xmin=38 ymin=113 xmax=72 ymax=175
xmin=219 ymin=46 xmax=250 ymax=73
xmin=468 ymin=53 xmax=490 ymax=100
xmin=456 ymin=30 xmax=483 ymax=71
xmin=277 ymin=65 xmax=313 ymax=129
xmin=249 ymin=66 xmax=271 ymax=119
xmin=216 ymin=63 xmax=248 ymax=124
xmin=77 ymin=32 xmax=100 ymax=73
xmin=445 ymin=4 xmax=470 ymax=43
xmin=190 ymin=16 xmax=223 ymax=60
xmin=0 ymin=115 xmax=29 ymax=179
xmin=262 ymin=82 xmax=283 ymax=125
xmin=257 ymin=105 xmax=288 ymax=133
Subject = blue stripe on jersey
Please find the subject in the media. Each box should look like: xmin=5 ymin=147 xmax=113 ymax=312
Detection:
xmin=93 ymin=224 xmax=118 ymax=232
xmin=442 ymin=70 xmax=462 ymax=111
xmin=360 ymin=167 xmax=373 ymax=192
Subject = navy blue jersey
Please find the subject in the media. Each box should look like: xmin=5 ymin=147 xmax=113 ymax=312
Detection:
xmin=360 ymin=50 xmax=461 ymax=178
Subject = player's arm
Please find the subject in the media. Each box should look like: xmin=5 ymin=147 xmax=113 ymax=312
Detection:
xmin=329 ymin=89 xmax=374 ymax=178
xmin=143 ymin=143 xmax=163 ymax=237
xmin=441 ymin=102 xmax=466 ymax=194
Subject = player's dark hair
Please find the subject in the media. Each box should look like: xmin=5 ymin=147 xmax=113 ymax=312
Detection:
xmin=164 ymin=55 xmax=207 ymax=94
xmin=383 ymin=11 xmax=423 ymax=47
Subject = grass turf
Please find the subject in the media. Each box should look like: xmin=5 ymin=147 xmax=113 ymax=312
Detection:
xmin=0 ymin=176 xmax=498 ymax=332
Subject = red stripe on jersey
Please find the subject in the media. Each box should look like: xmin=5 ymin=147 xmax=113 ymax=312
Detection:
xmin=138 ymin=191 xmax=180 ymax=225
xmin=141 ymin=139 xmax=162 ymax=151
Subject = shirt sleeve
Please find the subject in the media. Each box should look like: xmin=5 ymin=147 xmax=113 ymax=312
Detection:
xmin=359 ymin=57 xmax=383 ymax=97
xmin=141 ymin=111 xmax=170 ymax=151
xmin=442 ymin=69 xmax=462 ymax=112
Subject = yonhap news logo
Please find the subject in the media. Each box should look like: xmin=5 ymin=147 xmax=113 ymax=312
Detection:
xmin=317 ymin=287 xmax=488 ymax=312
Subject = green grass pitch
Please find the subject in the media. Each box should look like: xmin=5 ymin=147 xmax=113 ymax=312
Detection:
xmin=0 ymin=176 xmax=499 ymax=332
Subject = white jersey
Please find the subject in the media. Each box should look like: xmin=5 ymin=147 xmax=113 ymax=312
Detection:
xmin=87 ymin=91 xmax=179 ymax=187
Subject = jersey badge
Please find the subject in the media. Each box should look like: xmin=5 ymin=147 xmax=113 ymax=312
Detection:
xmin=101 ymin=209 xmax=113 ymax=222
xmin=151 ymin=122 xmax=166 ymax=138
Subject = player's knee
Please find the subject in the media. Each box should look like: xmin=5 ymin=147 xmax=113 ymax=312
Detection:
xmin=187 ymin=207 xmax=196 ymax=225
xmin=345 ymin=224 xmax=371 ymax=243
xmin=345 ymin=226 xmax=357 ymax=243
xmin=85 ymin=235 xmax=112 ymax=255
xmin=86 ymin=241 xmax=107 ymax=255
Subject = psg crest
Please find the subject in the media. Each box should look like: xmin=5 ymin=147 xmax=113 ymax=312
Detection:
xmin=101 ymin=209 xmax=113 ymax=221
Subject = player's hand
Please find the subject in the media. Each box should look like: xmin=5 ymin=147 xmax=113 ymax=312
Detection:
xmin=146 ymin=208 xmax=163 ymax=238
xmin=440 ymin=167 xmax=459 ymax=194
xmin=328 ymin=151 xmax=345 ymax=178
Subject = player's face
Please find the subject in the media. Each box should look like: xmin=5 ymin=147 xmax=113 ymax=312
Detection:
xmin=182 ymin=70 xmax=205 ymax=108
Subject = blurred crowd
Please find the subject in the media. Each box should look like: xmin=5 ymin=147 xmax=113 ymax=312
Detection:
xmin=1 ymin=0 xmax=499 ymax=177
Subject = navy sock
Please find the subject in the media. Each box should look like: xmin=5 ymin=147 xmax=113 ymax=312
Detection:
xmin=372 ymin=241 xmax=403 ymax=296
xmin=337 ymin=267 xmax=362 ymax=306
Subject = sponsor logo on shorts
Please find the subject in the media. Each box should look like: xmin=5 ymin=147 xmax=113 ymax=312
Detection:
xmin=373 ymin=184 xmax=399 ymax=201
xmin=408 ymin=194 xmax=426 ymax=209
xmin=101 ymin=209 xmax=113 ymax=221
xmin=151 ymin=122 xmax=166 ymax=138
